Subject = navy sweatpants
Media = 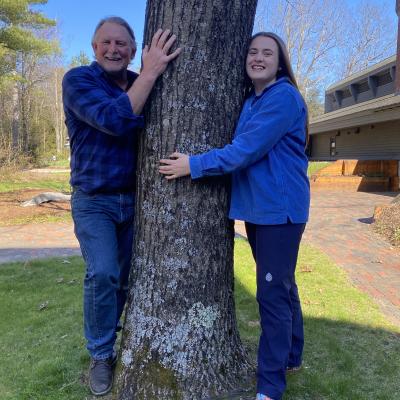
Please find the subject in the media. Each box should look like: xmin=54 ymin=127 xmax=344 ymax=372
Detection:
xmin=245 ymin=222 xmax=305 ymax=400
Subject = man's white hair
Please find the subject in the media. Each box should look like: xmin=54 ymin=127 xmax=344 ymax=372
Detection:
xmin=92 ymin=16 xmax=136 ymax=49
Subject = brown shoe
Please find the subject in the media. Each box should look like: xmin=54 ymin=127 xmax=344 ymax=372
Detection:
xmin=89 ymin=353 xmax=117 ymax=396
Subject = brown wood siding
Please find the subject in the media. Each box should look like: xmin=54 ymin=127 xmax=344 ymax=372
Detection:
xmin=310 ymin=120 xmax=400 ymax=160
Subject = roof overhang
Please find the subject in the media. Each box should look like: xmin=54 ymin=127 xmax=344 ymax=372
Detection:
xmin=310 ymin=94 xmax=400 ymax=134
xmin=326 ymin=55 xmax=396 ymax=92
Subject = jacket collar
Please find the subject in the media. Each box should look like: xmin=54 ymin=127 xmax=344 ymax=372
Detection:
xmin=253 ymin=76 xmax=292 ymax=99
xmin=90 ymin=61 xmax=138 ymax=88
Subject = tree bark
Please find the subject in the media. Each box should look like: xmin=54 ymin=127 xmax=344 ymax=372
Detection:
xmin=396 ymin=0 xmax=400 ymax=93
xmin=115 ymin=1 xmax=257 ymax=398
xmin=12 ymin=77 xmax=20 ymax=151
xmin=54 ymin=67 xmax=65 ymax=154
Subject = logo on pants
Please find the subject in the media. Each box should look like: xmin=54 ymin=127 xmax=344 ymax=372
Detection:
xmin=265 ymin=273 xmax=273 ymax=282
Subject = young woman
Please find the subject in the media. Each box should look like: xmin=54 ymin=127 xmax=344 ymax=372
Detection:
xmin=159 ymin=32 xmax=310 ymax=400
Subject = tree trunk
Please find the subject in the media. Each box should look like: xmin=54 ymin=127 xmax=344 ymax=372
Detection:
xmin=12 ymin=79 xmax=19 ymax=151
xmin=396 ymin=0 xmax=400 ymax=93
xmin=20 ymin=85 xmax=29 ymax=152
xmin=115 ymin=1 xmax=257 ymax=398
xmin=19 ymin=53 xmax=30 ymax=153
xmin=54 ymin=68 xmax=63 ymax=154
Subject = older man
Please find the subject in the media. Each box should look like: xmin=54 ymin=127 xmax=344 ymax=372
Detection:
xmin=62 ymin=17 xmax=180 ymax=396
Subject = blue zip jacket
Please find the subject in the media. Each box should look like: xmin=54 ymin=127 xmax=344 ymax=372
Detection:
xmin=189 ymin=77 xmax=310 ymax=225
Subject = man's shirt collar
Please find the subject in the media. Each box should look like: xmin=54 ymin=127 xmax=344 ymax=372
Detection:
xmin=90 ymin=61 xmax=138 ymax=90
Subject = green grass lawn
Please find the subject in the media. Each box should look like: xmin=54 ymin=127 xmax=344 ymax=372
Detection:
xmin=1 ymin=161 xmax=331 ymax=192
xmin=0 ymin=162 xmax=327 ymax=193
xmin=41 ymin=158 xmax=70 ymax=169
xmin=307 ymin=161 xmax=331 ymax=177
xmin=0 ymin=213 xmax=72 ymax=227
xmin=0 ymin=240 xmax=399 ymax=399
xmin=0 ymin=171 xmax=70 ymax=193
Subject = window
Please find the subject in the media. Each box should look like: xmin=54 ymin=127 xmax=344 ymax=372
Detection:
xmin=330 ymin=137 xmax=336 ymax=157
xmin=377 ymin=71 xmax=393 ymax=86
xmin=357 ymin=79 xmax=369 ymax=93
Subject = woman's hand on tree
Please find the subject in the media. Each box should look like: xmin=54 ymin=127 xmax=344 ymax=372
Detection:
xmin=159 ymin=152 xmax=190 ymax=180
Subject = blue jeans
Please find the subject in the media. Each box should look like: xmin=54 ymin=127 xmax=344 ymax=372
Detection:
xmin=71 ymin=188 xmax=134 ymax=360
xmin=245 ymin=222 xmax=305 ymax=400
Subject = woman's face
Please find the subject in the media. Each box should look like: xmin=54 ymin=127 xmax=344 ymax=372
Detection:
xmin=246 ymin=35 xmax=280 ymax=93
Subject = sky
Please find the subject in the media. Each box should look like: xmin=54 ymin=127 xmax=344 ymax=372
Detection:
xmin=34 ymin=0 xmax=398 ymax=71
xmin=33 ymin=0 xmax=147 ymax=70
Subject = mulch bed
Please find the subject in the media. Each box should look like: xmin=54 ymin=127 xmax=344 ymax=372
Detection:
xmin=0 ymin=189 xmax=71 ymax=225
xmin=373 ymin=195 xmax=400 ymax=247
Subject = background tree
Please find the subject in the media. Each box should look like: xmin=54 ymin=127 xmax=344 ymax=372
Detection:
xmin=0 ymin=0 xmax=56 ymax=82
xmin=115 ymin=0 xmax=257 ymax=398
xmin=69 ymin=50 xmax=91 ymax=68
xmin=0 ymin=0 xmax=57 ymax=165
xmin=255 ymin=0 xmax=397 ymax=117
xmin=40 ymin=51 xmax=67 ymax=156
xmin=336 ymin=1 xmax=396 ymax=78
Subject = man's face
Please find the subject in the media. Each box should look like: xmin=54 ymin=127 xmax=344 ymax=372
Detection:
xmin=92 ymin=22 xmax=136 ymax=76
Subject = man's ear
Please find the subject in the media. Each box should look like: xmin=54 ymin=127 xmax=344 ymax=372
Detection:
xmin=92 ymin=42 xmax=97 ymax=54
xmin=130 ymin=48 xmax=136 ymax=60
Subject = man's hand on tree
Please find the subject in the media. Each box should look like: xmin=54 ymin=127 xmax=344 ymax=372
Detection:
xmin=141 ymin=29 xmax=181 ymax=80
xmin=159 ymin=152 xmax=190 ymax=180
xmin=128 ymin=29 xmax=181 ymax=115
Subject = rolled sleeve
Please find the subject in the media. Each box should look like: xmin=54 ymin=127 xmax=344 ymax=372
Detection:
xmin=189 ymin=155 xmax=204 ymax=179
xmin=115 ymin=93 xmax=144 ymax=125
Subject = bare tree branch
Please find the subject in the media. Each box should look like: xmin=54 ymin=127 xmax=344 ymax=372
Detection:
xmin=255 ymin=0 xmax=396 ymax=115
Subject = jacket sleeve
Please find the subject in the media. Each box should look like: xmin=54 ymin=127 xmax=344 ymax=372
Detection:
xmin=189 ymin=86 xmax=303 ymax=179
xmin=62 ymin=68 xmax=144 ymax=136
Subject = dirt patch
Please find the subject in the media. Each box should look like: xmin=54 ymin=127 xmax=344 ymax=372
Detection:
xmin=373 ymin=196 xmax=400 ymax=247
xmin=0 ymin=189 xmax=71 ymax=226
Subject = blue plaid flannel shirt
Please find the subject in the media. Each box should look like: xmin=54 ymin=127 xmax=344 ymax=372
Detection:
xmin=62 ymin=62 xmax=144 ymax=194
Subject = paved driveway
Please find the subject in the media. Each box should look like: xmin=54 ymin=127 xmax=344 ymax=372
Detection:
xmin=236 ymin=190 xmax=400 ymax=326
xmin=1 ymin=190 xmax=399 ymax=325
xmin=0 ymin=222 xmax=80 ymax=263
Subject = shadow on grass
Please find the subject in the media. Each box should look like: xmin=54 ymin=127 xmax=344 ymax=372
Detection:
xmin=233 ymin=277 xmax=400 ymax=400
xmin=0 ymin=254 xmax=399 ymax=400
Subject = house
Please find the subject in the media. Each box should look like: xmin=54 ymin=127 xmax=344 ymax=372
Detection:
xmin=308 ymin=2 xmax=400 ymax=191
xmin=309 ymin=55 xmax=399 ymax=162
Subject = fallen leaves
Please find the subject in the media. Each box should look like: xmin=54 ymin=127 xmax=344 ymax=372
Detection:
xmin=38 ymin=301 xmax=49 ymax=311
xmin=299 ymin=265 xmax=313 ymax=273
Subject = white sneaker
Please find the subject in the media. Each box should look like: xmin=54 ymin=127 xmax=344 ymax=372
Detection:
xmin=256 ymin=393 xmax=275 ymax=400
